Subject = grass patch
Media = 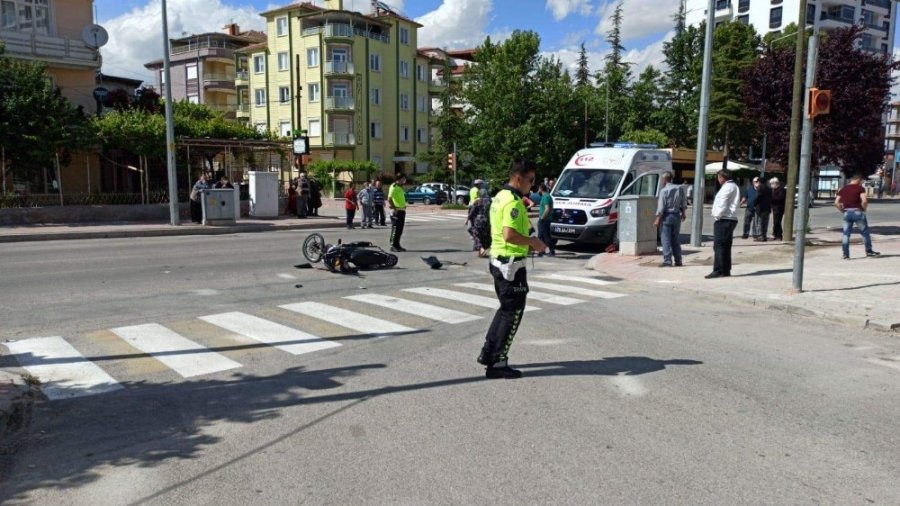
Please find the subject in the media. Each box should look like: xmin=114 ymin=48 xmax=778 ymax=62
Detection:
xmin=441 ymin=203 xmax=468 ymax=210
xmin=21 ymin=373 xmax=41 ymax=387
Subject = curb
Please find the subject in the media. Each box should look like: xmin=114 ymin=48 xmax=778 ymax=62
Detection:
xmin=0 ymin=372 xmax=40 ymax=446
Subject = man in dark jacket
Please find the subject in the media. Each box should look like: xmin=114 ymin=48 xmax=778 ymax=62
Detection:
xmin=751 ymin=176 xmax=771 ymax=241
xmin=740 ymin=179 xmax=758 ymax=239
xmin=769 ymin=177 xmax=786 ymax=241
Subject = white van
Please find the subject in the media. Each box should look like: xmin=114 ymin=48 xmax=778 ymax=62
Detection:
xmin=550 ymin=144 xmax=672 ymax=245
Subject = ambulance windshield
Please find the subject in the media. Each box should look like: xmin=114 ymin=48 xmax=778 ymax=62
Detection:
xmin=552 ymin=169 xmax=623 ymax=199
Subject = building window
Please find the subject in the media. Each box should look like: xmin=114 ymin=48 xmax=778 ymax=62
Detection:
xmin=308 ymin=118 xmax=321 ymax=137
xmin=2 ymin=0 xmax=50 ymax=34
xmin=737 ymin=14 xmax=749 ymax=24
xmin=399 ymin=60 xmax=409 ymax=78
xmin=278 ymin=51 xmax=289 ymax=71
xmin=738 ymin=0 xmax=749 ymax=12
xmin=716 ymin=0 xmax=729 ymax=10
xmin=370 ymin=121 xmax=382 ymax=139
xmin=370 ymin=87 xmax=380 ymax=105
xmin=417 ymin=95 xmax=427 ymax=112
xmin=416 ymin=127 xmax=427 ymax=143
xmin=400 ymin=93 xmax=409 ymax=111
xmin=400 ymin=125 xmax=410 ymax=142
xmin=399 ymin=27 xmax=409 ymax=45
xmin=280 ymin=120 xmax=292 ymax=137
xmin=372 ymin=155 xmax=382 ymax=168
xmin=253 ymin=55 xmax=266 ymax=74
xmin=369 ymin=53 xmax=381 ymax=71
xmin=806 ymin=3 xmax=816 ymax=25
xmin=307 ymin=47 xmax=319 ymax=67
xmin=416 ymin=63 xmax=426 ymax=81
xmin=255 ymin=88 xmax=266 ymax=106
xmin=276 ymin=16 xmax=288 ymax=36
xmin=186 ymin=65 xmax=198 ymax=80
xmin=279 ymin=86 xmax=291 ymax=104
xmin=769 ymin=7 xmax=782 ymax=28
xmin=188 ymin=95 xmax=199 ymax=104
xmin=255 ymin=122 xmax=268 ymax=134
xmin=308 ymin=82 xmax=320 ymax=102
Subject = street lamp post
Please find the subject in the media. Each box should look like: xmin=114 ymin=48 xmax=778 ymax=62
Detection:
xmin=161 ymin=0 xmax=179 ymax=225
xmin=690 ymin=0 xmax=716 ymax=247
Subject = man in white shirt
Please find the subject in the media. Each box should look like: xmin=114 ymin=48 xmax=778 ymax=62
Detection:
xmin=707 ymin=170 xmax=741 ymax=279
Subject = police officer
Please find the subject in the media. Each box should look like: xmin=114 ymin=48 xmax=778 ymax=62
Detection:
xmin=477 ymin=159 xmax=547 ymax=379
xmin=388 ymin=173 xmax=408 ymax=252
xmin=469 ymin=179 xmax=482 ymax=206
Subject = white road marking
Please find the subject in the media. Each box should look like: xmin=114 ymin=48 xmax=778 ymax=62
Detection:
xmin=402 ymin=287 xmax=540 ymax=312
xmin=535 ymin=273 xmax=617 ymax=286
xmin=110 ymin=323 xmax=241 ymax=378
xmin=527 ymin=281 xmax=626 ymax=299
xmin=277 ymin=273 xmax=297 ymax=280
xmin=865 ymin=358 xmax=900 ymax=372
xmin=609 ymin=373 xmax=648 ymax=397
xmin=405 ymin=215 xmax=446 ymax=222
xmin=4 ymin=336 xmax=122 ymax=400
xmin=523 ymin=338 xmax=574 ymax=346
xmin=193 ymin=289 xmax=220 ymax=296
xmin=199 ymin=312 xmax=341 ymax=356
xmin=345 ymin=294 xmax=481 ymax=324
xmin=279 ymin=301 xmax=415 ymax=336
xmin=454 ymin=282 xmax=585 ymax=306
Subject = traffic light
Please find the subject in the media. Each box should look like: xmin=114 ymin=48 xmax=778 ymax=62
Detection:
xmin=808 ymin=88 xmax=831 ymax=118
xmin=448 ymin=152 xmax=456 ymax=172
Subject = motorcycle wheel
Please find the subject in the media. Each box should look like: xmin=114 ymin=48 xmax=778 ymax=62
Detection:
xmin=384 ymin=254 xmax=398 ymax=268
xmin=302 ymin=233 xmax=326 ymax=263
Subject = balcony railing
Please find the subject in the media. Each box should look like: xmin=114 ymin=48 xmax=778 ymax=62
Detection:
xmin=325 ymin=60 xmax=355 ymax=75
xmin=236 ymin=103 xmax=250 ymax=112
xmin=203 ymin=73 xmax=235 ymax=82
xmin=324 ymin=24 xmax=354 ymax=38
xmin=325 ymin=96 xmax=355 ymax=110
xmin=326 ymin=132 xmax=356 ymax=146
xmin=171 ymin=37 xmax=243 ymax=55
xmin=235 ymin=71 xmax=249 ymax=83
xmin=301 ymin=24 xmax=390 ymax=43
xmin=864 ymin=0 xmax=891 ymax=10
xmin=206 ymin=104 xmax=237 ymax=113
xmin=0 ymin=30 xmax=99 ymax=68
xmin=820 ymin=12 xmax=854 ymax=24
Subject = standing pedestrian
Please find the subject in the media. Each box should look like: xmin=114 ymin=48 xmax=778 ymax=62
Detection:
xmin=309 ymin=177 xmax=322 ymax=216
xmin=286 ymin=180 xmax=297 ymax=216
xmin=537 ymin=183 xmax=556 ymax=257
xmin=740 ymin=177 xmax=758 ymax=239
xmin=388 ymin=173 xmax=407 ymax=251
xmin=706 ymin=170 xmax=741 ymax=279
xmin=653 ymin=171 xmax=686 ymax=267
xmin=469 ymin=179 xmax=482 ymax=206
xmin=769 ymin=177 xmax=785 ymax=241
xmin=373 ymin=179 xmax=386 ymax=226
xmin=297 ymin=172 xmax=310 ymax=218
xmin=835 ymin=173 xmax=880 ymax=259
xmin=751 ymin=176 xmax=771 ymax=241
xmin=466 ymin=188 xmax=492 ymax=257
xmin=477 ymin=159 xmax=547 ymax=379
xmin=359 ymin=181 xmax=374 ymax=228
xmin=344 ymin=183 xmax=357 ymax=229
xmin=189 ymin=173 xmax=209 ymax=224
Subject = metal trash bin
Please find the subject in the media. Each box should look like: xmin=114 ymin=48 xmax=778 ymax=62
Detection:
xmin=201 ymin=188 xmax=237 ymax=226
xmin=617 ymin=195 xmax=657 ymax=256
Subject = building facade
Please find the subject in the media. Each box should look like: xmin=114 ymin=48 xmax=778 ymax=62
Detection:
xmin=144 ymin=24 xmax=265 ymax=118
xmin=685 ymin=0 xmax=897 ymax=55
xmin=237 ymin=0 xmax=447 ymax=174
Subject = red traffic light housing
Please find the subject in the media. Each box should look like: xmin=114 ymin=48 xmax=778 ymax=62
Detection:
xmin=447 ymin=153 xmax=456 ymax=172
xmin=808 ymin=88 xmax=831 ymax=118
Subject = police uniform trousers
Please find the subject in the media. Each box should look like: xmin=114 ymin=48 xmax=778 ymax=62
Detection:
xmin=480 ymin=260 xmax=529 ymax=366
xmin=390 ymin=210 xmax=406 ymax=247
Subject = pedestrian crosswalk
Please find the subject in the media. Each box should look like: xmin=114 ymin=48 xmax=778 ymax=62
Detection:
xmin=2 ymin=273 xmax=629 ymax=401
xmin=403 ymin=213 xmax=467 ymax=223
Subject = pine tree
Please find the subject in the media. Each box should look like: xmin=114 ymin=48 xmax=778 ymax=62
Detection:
xmin=575 ymin=42 xmax=590 ymax=87
xmin=604 ymin=2 xmax=625 ymax=68
xmin=659 ymin=2 xmax=703 ymax=147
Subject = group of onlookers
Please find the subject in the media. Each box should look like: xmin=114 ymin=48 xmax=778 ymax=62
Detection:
xmin=287 ymin=173 xmax=323 ymax=218
xmin=189 ymin=172 xmax=236 ymax=224
xmin=342 ymin=179 xmax=387 ymax=230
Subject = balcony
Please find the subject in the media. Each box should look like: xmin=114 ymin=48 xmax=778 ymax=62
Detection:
xmin=0 ymin=30 xmax=99 ymax=69
xmin=324 ymin=96 xmax=355 ymax=111
xmin=236 ymin=103 xmax=250 ymax=118
xmin=235 ymin=71 xmax=249 ymax=86
xmin=714 ymin=0 xmax=732 ymax=19
xmin=323 ymin=24 xmax=354 ymax=40
xmin=428 ymin=78 xmax=447 ymax=95
xmin=203 ymin=73 xmax=236 ymax=90
xmin=326 ymin=132 xmax=356 ymax=146
xmin=864 ymin=0 xmax=891 ymax=10
xmin=301 ymin=25 xmax=390 ymax=44
xmin=324 ymin=60 xmax=355 ymax=76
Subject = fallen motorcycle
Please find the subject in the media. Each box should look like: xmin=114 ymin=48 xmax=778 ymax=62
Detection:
xmin=302 ymin=233 xmax=398 ymax=273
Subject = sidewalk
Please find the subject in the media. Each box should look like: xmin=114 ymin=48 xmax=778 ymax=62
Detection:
xmin=0 ymin=202 xmax=469 ymax=243
xmin=588 ymin=224 xmax=900 ymax=333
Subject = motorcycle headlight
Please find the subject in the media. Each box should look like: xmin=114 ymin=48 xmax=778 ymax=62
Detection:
xmin=590 ymin=206 xmax=611 ymax=218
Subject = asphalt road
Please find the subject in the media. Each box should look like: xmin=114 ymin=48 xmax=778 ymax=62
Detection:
xmin=2 ymin=216 xmax=900 ymax=504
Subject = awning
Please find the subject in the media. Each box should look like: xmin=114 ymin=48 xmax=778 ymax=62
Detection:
xmin=704 ymin=160 xmax=760 ymax=175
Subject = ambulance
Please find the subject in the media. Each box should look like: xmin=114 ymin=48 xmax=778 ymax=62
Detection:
xmin=549 ymin=143 xmax=672 ymax=245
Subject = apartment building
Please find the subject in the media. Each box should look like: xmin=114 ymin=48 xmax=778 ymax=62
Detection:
xmin=685 ymin=0 xmax=897 ymax=55
xmin=144 ymin=24 xmax=265 ymax=118
xmin=1 ymin=0 xmax=102 ymax=193
xmin=237 ymin=0 xmax=447 ymax=174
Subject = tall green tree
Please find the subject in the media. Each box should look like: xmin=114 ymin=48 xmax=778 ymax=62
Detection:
xmin=575 ymin=42 xmax=591 ymax=87
xmin=709 ymin=21 xmax=761 ymax=161
xmin=659 ymin=4 xmax=704 ymax=147
xmin=604 ymin=2 xmax=625 ymax=68
xmin=0 ymin=43 xmax=94 ymax=188
xmin=624 ymin=65 xmax=664 ymax=136
xmin=596 ymin=2 xmax=632 ymax=143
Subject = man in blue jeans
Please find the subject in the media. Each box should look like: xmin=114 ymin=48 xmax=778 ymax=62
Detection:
xmin=835 ymin=173 xmax=880 ymax=259
xmin=653 ymin=171 xmax=686 ymax=267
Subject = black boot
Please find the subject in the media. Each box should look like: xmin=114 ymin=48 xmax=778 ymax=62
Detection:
xmin=486 ymin=366 xmax=523 ymax=379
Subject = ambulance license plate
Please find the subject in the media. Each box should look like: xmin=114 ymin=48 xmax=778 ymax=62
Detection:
xmin=553 ymin=226 xmax=575 ymax=234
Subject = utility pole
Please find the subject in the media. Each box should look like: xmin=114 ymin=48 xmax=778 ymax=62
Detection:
xmin=690 ymin=0 xmax=716 ymax=247
xmin=783 ymin=0 xmax=808 ymax=242
xmin=161 ymin=0 xmax=179 ymax=225
xmin=792 ymin=5 xmax=820 ymax=292
xmin=604 ymin=80 xmax=609 ymax=143
xmin=760 ymin=133 xmax=767 ymax=179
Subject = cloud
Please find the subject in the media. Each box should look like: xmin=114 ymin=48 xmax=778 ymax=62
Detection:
xmin=545 ymin=0 xmax=592 ymax=21
xmin=594 ymin=0 xmax=680 ymax=42
xmin=99 ymin=0 xmax=264 ymax=84
xmin=415 ymin=0 xmax=493 ymax=49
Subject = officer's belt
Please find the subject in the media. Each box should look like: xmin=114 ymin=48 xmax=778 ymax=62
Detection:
xmin=494 ymin=255 xmax=526 ymax=263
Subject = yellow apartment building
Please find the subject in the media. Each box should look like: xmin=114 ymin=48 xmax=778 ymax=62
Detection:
xmin=236 ymin=0 xmax=447 ymax=175
xmin=1 ymin=0 xmax=102 ymax=193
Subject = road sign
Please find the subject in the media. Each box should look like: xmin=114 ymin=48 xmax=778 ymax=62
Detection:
xmin=293 ymin=136 xmax=309 ymax=155
xmin=92 ymin=87 xmax=109 ymax=101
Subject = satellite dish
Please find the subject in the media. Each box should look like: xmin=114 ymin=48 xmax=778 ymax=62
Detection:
xmin=82 ymin=24 xmax=109 ymax=48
